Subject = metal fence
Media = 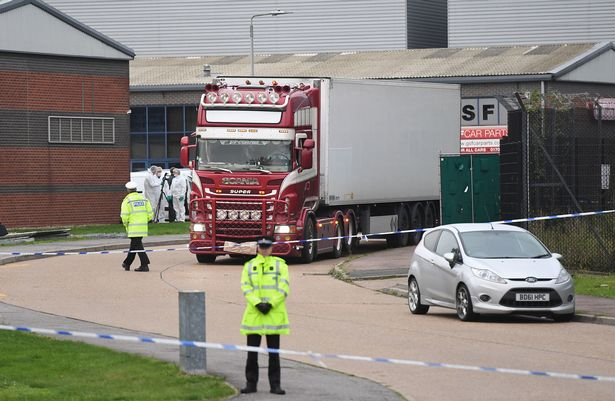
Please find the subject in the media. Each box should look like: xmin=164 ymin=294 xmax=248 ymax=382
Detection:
xmin=502 ymin=93 xmax=615 ymax=272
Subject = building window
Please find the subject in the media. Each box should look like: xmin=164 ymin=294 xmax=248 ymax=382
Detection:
xmin=48 ymin=116 xmax=115 ymax=144
xmin=129 ymin=105 xmax=197 ymax=172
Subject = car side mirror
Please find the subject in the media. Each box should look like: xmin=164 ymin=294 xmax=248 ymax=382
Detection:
xmin=552 ymin=253 xmax=562 ymax=260
xmin=443 ymin=252 xmax=456 ymax=268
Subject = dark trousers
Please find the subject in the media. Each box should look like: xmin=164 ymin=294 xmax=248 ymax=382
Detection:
xmin=122 ymin=237 xmax=150 ymax=267
xmin=245 ymin=334 xmax=281 ymax=388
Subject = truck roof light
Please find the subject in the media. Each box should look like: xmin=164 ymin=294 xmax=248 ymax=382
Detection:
xmin=258 ymin=80 xmax=265 ymax=85
xmin=220 ymin=92 xmax=230 ymax=104
xmin=245 ymin=80 xmax=251 ymax=85
xmin=206 ymin=92 xmax=217 ymax=103
xmin=205 ymin=83 xmax=213 ymax=92
xmin=269 ymin=92 xmax=280 ymax=103
xmin=282 ymin=85 xmax=291 ymax=93
xmin=272 ymin=80 xmax=278 ymax=86
xmin=245 ymin=93 xmax=255 ymax=104
xmin=212 ymin=84 xmax=219 ymax=91
xmin=257 ymin=92 xmax=267 ymax=104
xmin=232 ymin=92 xmax=243 ymax=104
xmin=273 ymin=85 xmax=282 ymax=93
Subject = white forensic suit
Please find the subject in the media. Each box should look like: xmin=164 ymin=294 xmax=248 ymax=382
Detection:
xmin=143 ymin=172 xmax=162 ymax=220
xmin=170 ymin=173 xmax=188 ymax=222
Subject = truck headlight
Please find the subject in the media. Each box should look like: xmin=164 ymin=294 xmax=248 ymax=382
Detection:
xmin=206 ymin=93 xmax=217 ymax=103
xmin=245 ymin=93 xmax=255 ymax=104
xmin=555 ymin=268 xmax=571 ymax=284
xmin=220 ymin=92 xmax=230 ymax=104
xmin=269 ymin=92 xmax=280 ymax=103
xmin=257 ymin=92 xmax=267 ymax=104
xmin=251 ymin=211 xmax=262 ymax=221
xmin=240 ymin=210 xmax=251 ymax=220
xmin=471 ymin=267 xmax=507 ymax=284
xmin=232 ymin=92 xmax=243 ymax=104
xmin=274 ymin=225 xmax=295 ymax=234
xmin=192 ymin=223 xmax=206 ymax=232
xmin=216 ymin=210 xmax=227 ymax=220
xmin=228 ymin=210 xmax=239 ymax=220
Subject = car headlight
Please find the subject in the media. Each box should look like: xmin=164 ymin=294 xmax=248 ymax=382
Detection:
xmin=240 ymin=210 xmax=251 ymax=220
xmin=216 ymin=209 xmax=227 ymax=220
xmin=228 ymin=210 xmax=239 ymax=220
xmin=251 ymin=211 xmax=262 ymax=221
xmin=471 ymin=267 xmax=507 ymax=284
xmin=555 ymin=268 xmax=571 ymax=284
xmin=192 ymin=223 xmax=206 ymax=232
xmin=274 ymin=225 xmax=291 ymax=234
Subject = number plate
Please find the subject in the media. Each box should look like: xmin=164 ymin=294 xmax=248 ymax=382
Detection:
xmin=516 ymin=293 xmax=550 ymax=302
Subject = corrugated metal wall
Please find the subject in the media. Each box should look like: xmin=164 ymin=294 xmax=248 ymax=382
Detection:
xmin=449 ymin=0 xmax=615 ymax=47
xmin=407 ymin=0 xmax=447 ymax=48
xmin=45 ymin=0 xmax=407 ymax=57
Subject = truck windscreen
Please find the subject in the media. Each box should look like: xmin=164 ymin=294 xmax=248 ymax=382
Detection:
xmin=197 ymin=139 xmax=292 ymax=173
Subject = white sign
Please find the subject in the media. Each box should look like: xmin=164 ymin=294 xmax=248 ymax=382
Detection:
xmin=461 ymin=139 xmax=500 ymax=148
xmin=461 ymin=98 xmax=508 ymax=127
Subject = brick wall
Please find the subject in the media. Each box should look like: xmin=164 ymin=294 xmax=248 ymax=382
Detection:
xmin=130 ymin=90 xmax=202 ymax=106
xmin=0 ymin=52 xmax=130 ymax=228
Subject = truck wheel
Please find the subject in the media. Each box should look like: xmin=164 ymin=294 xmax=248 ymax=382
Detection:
xmin=301 ymin=218 xmax=317 ymax=264
xmin=386 ymin=206 xmax=409 ymax=248
xmin=409 ymin=203 xmax=424 ymax=245
xmin=423 ymin=202 xmax=436 ymax=229
xmin=196 ymin=254 xmax=216 ymax=264
xmin=343 ymin=215 xmax=358 ymax=254
xmin=331 ymin=218 xmax=343 ymax=259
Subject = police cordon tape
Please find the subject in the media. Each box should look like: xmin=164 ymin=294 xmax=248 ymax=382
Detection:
xmin=1 ymin=324 xmax=614 ymax=383
xmin=1 ymin=209 xmax=614 ymax=257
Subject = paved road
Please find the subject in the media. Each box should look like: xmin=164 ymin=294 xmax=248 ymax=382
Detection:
xmin=1 ymin=245 xmax=615 ymax=401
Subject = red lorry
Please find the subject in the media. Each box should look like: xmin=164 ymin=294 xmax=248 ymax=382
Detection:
xmin=180 ymin=77 xmax=460 ymax=263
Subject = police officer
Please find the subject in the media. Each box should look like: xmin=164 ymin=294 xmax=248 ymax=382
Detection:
xmin=120 ymin=181 xmax=154 ymax=272
xmin=240 ymin=237 xmax=289 ymax=395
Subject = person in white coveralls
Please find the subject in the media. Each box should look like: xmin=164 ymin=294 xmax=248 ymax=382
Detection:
xmin=143 ymin=165 xmax=162 ymax=221
xmin=170 ymin=169 xmax=188 ymax=222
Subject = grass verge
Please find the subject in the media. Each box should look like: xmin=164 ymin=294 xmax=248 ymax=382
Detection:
xmin=573 ymin=274 xmax=615 ymax=299
xmin=0 ymin=330 xmax=234 ymax=401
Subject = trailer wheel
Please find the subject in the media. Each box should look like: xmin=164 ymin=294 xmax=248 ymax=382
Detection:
xmin=196 ymin=254 xmax=216 ymax=264
xmin=409 ymin=203 xmax=424 ymax=245
xmin=331 ymin=218 xmax=343 ymax=259
xmin=386 ymin=205 xmax=409 ymax=248
xmin=301 ymin=218 xmax=317 ymax=264
xmin=343 ymin=215 xmax=358 ymax=254
xmin=423 ymin=202 xmax=436 ymax=229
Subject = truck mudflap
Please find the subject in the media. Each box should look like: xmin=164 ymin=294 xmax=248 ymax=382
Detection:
xmin=188 ymin=197 xmax=293 ymax=254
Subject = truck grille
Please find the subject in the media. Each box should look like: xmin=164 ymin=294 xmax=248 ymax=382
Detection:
xmin=499 ymin=288 xmax=562 ymax=308
xmin=213 ymin=201 xmax=269 ymax=239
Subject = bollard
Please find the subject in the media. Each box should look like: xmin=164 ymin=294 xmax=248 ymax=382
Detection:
xmin=179 ymin=290 xmax=206 ymax=374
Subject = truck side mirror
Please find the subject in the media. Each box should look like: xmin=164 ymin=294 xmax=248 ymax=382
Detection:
xmin=301 ymin=149 xmax=313 ymax=170
xmin=180 ymin=136 xmax=193 ymax=168
xmin=303 ymin=139 xmax=315 ymax=150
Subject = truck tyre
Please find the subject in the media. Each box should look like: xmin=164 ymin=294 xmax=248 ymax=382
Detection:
xmin=343 ymin=215 xmax=358 ymax=254
xmin=331 ymin=218 xmax=343 ymax=259
xmin=196 ymin=254 xmax=217 ymax=264
xmin=386 ymin=206 xmax=409 ymax=248
xmin=423 ymin=202 xmax=436 ymax=229
xmin=301 ymin=218 xmax=317 ymax=264
xmin=409 ymin=203 xmax=424 ymax=245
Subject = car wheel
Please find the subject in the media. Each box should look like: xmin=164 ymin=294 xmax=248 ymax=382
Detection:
xmin=408 ymin=277 xmax=430 ymax=315
xmin=552 ymin=313 xmax=574 ymax=322
xmin=196 ymin=254 xmax=216 ymax=264
xmin=456 ymin=284 xmax=476 ymax=321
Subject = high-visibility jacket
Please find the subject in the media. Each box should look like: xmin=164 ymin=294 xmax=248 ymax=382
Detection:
xmin=120 ymin=192 xmax=154 ymax=238
xmin=241 ymin=254 xmax=290 ymax=335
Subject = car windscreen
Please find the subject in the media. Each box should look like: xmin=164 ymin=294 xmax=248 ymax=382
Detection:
xmin=459 ymin=230 xmax=550 ymax=259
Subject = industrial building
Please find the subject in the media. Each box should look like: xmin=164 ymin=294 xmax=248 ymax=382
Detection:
xmin=0 ymin=0 xmax=134 ymax=228
xmin=44 ymin=0 xmax=447 ymax=56
xmin=129 ymin=42 xmax=615 ymax=169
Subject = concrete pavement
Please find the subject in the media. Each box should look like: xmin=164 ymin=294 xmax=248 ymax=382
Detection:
xmin=0 ymin=302 xmax=402 ymax=401
xmin=1 ymin=246 xmax=615 ymax=401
